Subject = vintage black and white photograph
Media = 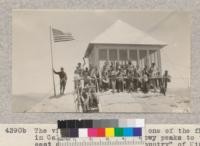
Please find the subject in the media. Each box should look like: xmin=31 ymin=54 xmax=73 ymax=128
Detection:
xmin=12 ymin=10 xmax=191 ymax=113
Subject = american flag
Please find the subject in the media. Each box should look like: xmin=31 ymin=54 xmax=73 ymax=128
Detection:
xmin=52 ymin=28 xmax=74 ymax=43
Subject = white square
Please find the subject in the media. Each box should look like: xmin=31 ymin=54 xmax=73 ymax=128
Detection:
xmin=126 ymin=119 xmax=136 ymax=127
xmin=79 ymin=128 xmax=88 ymax=138
xmin=135 ymin=119 xmax=145 ymax=127
xmin=118 ymin=119 xmax=127 ymax=127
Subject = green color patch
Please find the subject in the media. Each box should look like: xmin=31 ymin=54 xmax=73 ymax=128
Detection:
xmin=114 ymin=128 xmax=123 ymax=137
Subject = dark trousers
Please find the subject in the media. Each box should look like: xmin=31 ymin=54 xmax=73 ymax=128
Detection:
xmin=126 ymin=78 xmax=132 ymax=91
xmin=142 ymin=81 xmax=149 ymax=93
xmin=116 ymin=80 xmax=123 ymax=92
xmin=111 ymin=80 xmax=116 ymax=93
xmin=60 ymin=80 xmax=66 ymax=94
xmin=102 ymin=81 xmax=109 ymax=91
xmin=128 ymin=79 xmax=134 ymax=92
xmin=133 ymin=79 xmax=139 ymax=91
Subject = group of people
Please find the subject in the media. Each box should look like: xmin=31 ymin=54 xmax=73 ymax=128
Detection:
xmin=53 ymin=60 xmax=170 ymax=97
xmin=53 ymin=60 xmax=170 ymax=112
xmin=100 ymin=61 xmax=170 ymax=95
xmin=74 ymin=60 xmax=100 ymax=112
xmin=73 ymin=60 xmax=170 ymax=95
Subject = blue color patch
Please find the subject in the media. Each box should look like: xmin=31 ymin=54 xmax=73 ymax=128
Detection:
xmin=123 ymin=128 xmax=133 ymax=137
xmin=133 ymin=128 xmax=142 ymax=136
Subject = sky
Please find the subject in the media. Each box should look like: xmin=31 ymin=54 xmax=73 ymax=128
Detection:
xmin=12 ymin=10 xmax=191 ymax=95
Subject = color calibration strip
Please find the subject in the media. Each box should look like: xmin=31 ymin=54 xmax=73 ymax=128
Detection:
xmin=57 ymin=119 xmax=144 ymax=138
xmin=59 ymin=127 xmax=142 ymax=138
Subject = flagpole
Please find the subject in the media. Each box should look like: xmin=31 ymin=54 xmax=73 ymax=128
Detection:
xmin=50 ymin=25 xmax=56 ymax=96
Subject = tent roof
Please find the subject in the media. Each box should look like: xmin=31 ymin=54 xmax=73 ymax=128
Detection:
xmin=85 ymin=20 xmax=166 ymax=57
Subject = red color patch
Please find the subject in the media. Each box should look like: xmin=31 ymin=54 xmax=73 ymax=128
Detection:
xmin=97 ymin=128 xmax=105 ymax=137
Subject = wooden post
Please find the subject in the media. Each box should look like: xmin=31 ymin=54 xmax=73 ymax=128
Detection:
xmin=149 ymin=50 xmax=152 ymax=65
xmin=127 ymin=49 xmax=130 ymax=61
xmin=94 ymin=47 xmax=99 ymax=69
xmin=117 ymin=49 xmax=119 ymax=61
xmin=157 ymin=49 xmax=162 ymax=74
xmin=154 ymin=50 xmax=157 ymax=67
xmin=107 ymin=49 xmax=109 ymax=61
xmin=147 ymin=50 xmax=150 ymax=68
xmin=137 ymin=49 xmax=140 ymax=66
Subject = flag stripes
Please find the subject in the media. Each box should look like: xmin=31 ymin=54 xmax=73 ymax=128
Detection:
xmin=52 ymin=28 xmax=74 ymax=42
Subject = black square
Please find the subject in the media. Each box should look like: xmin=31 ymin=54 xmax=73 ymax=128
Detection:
xmin=57 ymin=120 xmax=67 ymax=129
xmin=76 ymin=120 xmax=84 ymax=128
xmin=83 ymin=120 xmax=93 ymax=128
xmin=67 ymin=120 xmax=76 ymax=128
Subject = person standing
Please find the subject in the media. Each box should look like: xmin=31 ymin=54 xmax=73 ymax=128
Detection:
xmin=135 ymin=65 xmax=142 ymax=90
xmin=110 ymin=67 xmax=117 ymax=93
xmin=102 ymin=72 xmax=109 ymax=91
xmin=142 ymin=66 xmax=149 ymax=93
xmin=149 ymin=63 xmax=157 ymax=92
xmin=116 ymin=68 xmax=123 ymax=92
xmin=53 ymin=67 xmax=67 ymax=95
xmin=160 ymin=70 xmax=171 ymax=95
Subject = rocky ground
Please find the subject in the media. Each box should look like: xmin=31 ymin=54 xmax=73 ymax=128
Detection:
xmin=12 ymin=88 xmax=190 ymax=113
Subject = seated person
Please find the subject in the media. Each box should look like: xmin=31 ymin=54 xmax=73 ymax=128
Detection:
xmin=89 ymin=87 xmax=99 ymax=108
xmin=81 ymin=82 xmax=99 ymax=112
xmin=81 ymin=86 xmax=90 ymax=112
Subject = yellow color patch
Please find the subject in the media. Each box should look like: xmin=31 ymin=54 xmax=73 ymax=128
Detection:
xmin=105 ymin=128 xmax=114 ymax=137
